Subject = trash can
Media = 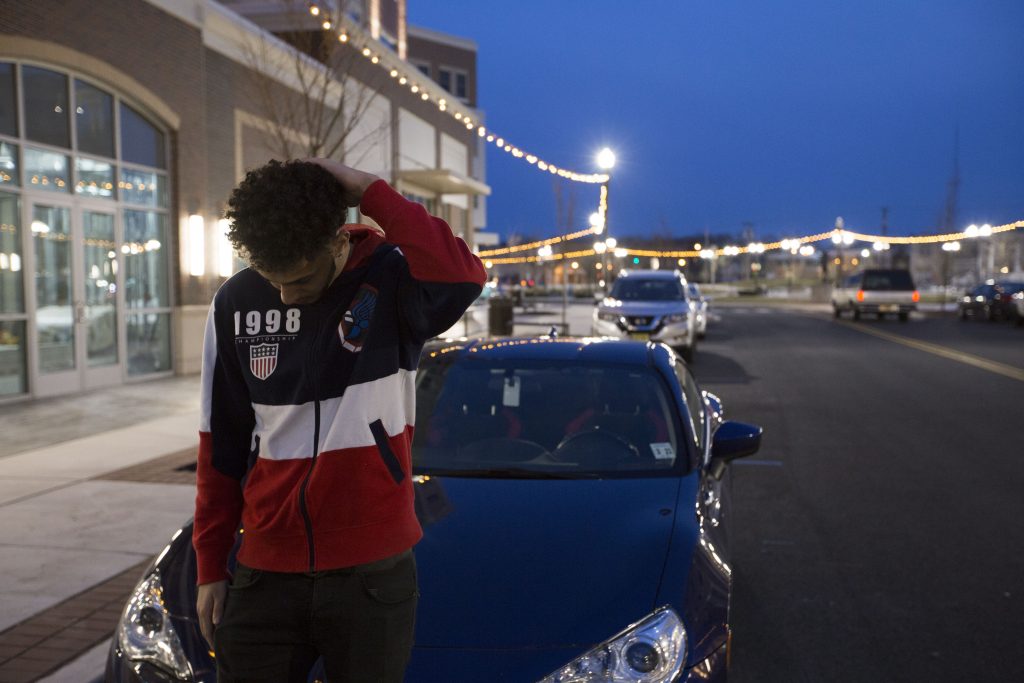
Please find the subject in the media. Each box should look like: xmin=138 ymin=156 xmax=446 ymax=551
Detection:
xmin=488 ymin=296 xmax=514 ymax=336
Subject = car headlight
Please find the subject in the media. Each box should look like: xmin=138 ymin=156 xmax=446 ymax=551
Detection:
xmin=117 ymin=571 xmax=193 ymax=680
xmin=664 ymin=313 xmax=688 ymax=324
xmin=537 ymin=606 xmax=687 ymax=683
xmin=597 ymin=311 xmax=620 ymax=322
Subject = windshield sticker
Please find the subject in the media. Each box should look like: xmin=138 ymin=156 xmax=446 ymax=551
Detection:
xmin=650 ymin=442 xmax=675 ymax=460
xmin=502 ymin=375 xmax=521 ymax=407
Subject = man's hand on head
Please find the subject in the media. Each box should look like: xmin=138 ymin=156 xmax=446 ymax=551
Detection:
xmin=303 ymin=158 xmax=379 ymax=208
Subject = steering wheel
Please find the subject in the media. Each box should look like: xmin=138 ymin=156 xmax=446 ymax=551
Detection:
xmin=551 ymin=428 xmax=640 ymax=466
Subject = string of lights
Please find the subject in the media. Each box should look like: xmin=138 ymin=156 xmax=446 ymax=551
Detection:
xmin=477 ymin=227 xmax=599 ymax=257
xmin=307 ymin=4 xmax=609 ymax=184
xmin=479 ymin=221 xmax=1024 ymax=266
xmin=306 ymin=7 xmax=1022 ymax=265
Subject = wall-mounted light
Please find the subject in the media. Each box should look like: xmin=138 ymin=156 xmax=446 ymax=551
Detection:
xmin=187 ymin=214 xmax=205 ymax=277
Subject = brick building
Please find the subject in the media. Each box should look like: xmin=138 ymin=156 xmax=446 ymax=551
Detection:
xmin=0 ymin=0 xmax=488 ymax=401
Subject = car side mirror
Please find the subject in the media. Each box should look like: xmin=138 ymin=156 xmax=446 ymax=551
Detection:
xmin=709 ymin=420 xmax=762 ymax=479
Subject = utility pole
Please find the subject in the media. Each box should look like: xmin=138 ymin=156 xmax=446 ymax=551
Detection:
xmin=742 ymin=221 xmax=754 ymax=285
xmin=942 ymin=125 xmax=963 ymax=277
xmin=881 ymin=206 xmax=889 ymax=267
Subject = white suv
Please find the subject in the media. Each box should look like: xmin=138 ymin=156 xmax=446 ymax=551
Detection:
xmin=591 ymin=270 xmax=698 ymax=362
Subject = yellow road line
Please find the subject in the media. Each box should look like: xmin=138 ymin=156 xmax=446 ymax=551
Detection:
xmin=836 ymin=321 xmax=1024 ymax=383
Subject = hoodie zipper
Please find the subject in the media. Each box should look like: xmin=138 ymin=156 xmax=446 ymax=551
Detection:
xmin=298 ymin=314 xmax=321 ymax=572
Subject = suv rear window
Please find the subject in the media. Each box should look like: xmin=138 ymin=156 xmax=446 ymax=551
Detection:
xmin=862 ymin=270 xmax=915 ymax=291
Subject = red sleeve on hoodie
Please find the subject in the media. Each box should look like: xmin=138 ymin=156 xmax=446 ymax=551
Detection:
xmin=359 ymin=179 xmax=486 ymax=286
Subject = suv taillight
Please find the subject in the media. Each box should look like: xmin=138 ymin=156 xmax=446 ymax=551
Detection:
xmin=856 ymin=290 xmax=865 ymax=302
xmin=912 ymin=291 xmax=920 ymax=303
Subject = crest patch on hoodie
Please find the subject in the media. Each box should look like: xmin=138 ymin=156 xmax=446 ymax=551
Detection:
xmin=339 ymin=284 xmax=378 ymax=352
xmin=249 ymin=343 xmax=279 ymax=380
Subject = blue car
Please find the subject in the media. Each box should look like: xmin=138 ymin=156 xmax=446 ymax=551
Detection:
xmin=106 ymin=336 xmax=761 ymax=682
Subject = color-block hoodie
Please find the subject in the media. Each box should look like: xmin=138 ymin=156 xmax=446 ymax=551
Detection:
xmin=194 ymin=180 xmax=485 ymax=585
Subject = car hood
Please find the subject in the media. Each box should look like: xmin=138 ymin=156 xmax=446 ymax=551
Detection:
xmin=599 ymin=300 xmax=688 ymax=316
xmin=412 ymin=475 xmax=680 ymax=649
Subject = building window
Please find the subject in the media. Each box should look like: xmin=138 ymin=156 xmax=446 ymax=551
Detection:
xmin=120 ymin=103 xmax=166 ymax=169
xmin=75 ymin=79 xmax=115 ymax=158
xmin=24 ymin=147 xmax=70 ymax=193
xmin=0 ymin=142 xmax=17 ymax=188
xmin=75 ymin=157 xmax=116 ymax=199
xmin=411 ymin=60 xmax=430 ymax=77
xmin=22 ymin=66 xmax=70 ymax=149
xmin=0 ymin=64 xmax=17 ymax=137
xmin=438 ymin=67 xmax=468 ymax=101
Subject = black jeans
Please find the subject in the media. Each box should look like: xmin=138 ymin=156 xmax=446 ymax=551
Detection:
xmin=215 ymin=552 xmax=418 ymax=683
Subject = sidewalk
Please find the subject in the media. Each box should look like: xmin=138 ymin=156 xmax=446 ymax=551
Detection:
xmin=0 ymin=376 xmax=202 ymax=682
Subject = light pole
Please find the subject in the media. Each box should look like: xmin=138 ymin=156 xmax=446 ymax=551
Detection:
xmin=596 ymin=147 xmax=616 ymax=293
xmin=942 ymin=240 xmax=961 ymax=311
xmin=593 ymin=239 xmax=607 ymax=294
xmin=831 ymin=217 xmax=853 ymax=285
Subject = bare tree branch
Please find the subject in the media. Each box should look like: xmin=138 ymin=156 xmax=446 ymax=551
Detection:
xmin=238 ymin=0 xmax=389 ymax=164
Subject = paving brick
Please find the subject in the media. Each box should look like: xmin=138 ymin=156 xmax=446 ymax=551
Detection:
xmin=20 ymin=614 xmax=71 ymax=631
xmin=43 ymin=603 xmax=94 ymax=620
xmin=51 ymin=623 xmax=105 ymax=644
xmin=0 ymin=656 xmax=55 ymax=678
xmin=0 ymin=642 xmax=27 ymax=660
xmin=15 ymin=645 xmax=75 ymax=664
xmin=37 ymin=633 xmax=96 ymax=651
xmin=0 ymin=633 xmax=44 ymax=649
xmin=4 ymin=624 xmax=55 ymax=639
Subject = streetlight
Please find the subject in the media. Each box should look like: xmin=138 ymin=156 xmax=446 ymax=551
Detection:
xmin=596 ymin=147 xmax=615 ymax=293
xmin=964 ymin=223 xmax=994 ymax=280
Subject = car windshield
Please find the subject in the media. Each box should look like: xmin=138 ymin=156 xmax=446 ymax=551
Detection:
xmin=997 ymin=282 xmax=1024 ymax=294
xmin=862 ymin=270 xmax=915 ymax=290
xmin=610 ymin=278 xmax=684 ymax=301
xmin=413 ymin=358 xmax=681 ymax=478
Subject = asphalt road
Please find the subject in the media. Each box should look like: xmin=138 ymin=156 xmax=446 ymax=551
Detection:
xmin=694 ymin=306 xmax=1024 ymax=682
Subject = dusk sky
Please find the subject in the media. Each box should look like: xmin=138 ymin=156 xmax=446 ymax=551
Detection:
xmin=408 ymin=0 xmax=1024 ymax=243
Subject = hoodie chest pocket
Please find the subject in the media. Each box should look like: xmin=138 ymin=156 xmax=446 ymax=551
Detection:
xmin=369 ymin=419 xmax=405 ymax=484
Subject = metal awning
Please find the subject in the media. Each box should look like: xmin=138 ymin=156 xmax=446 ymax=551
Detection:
xmin=396 ymin=169 xmax=491 ymax=196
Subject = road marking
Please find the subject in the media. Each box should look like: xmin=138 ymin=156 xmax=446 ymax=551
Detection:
xmin=837 ymin=321 xmax=1024 ymax=383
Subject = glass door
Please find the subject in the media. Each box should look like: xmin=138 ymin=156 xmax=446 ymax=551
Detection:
xmin=28 ymin=199 xmax=124 ymax=396
xmin=78 ymin=208 xmax=120 ymax=388
xmin=29 ymin=200 xmax=77 ymax=396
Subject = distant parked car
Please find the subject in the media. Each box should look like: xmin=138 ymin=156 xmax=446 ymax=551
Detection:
xmin=105 ymin=337 xmax=762 ymax=682
xmin=688 ymin=283 xmax=709 ymax=338
xmin=592 ymin=270 xmax=698 ymax=362
xmin=831 ymin=268 xmax=919 ymax=321
xmin=958 ymin=281 xmax=1024 ymax=322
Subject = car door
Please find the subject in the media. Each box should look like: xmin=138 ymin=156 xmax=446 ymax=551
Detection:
xmin=672 ymin=361 xmax=732 ymax=654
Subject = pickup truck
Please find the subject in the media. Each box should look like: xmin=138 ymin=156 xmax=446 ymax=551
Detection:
xmin=831 ymin=268 xmax=919 ymax=321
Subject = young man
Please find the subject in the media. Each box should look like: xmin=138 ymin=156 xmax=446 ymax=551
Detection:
xmin=194 ymin=158 xmax=485 ymax=682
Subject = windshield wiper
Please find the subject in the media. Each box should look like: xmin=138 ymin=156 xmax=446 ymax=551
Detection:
xmin=416 ymin=467 xmax=598 ymax=480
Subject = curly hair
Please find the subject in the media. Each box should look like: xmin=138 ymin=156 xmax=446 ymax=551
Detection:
xmin=225 ymin=160 xmax=347 ymax=272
